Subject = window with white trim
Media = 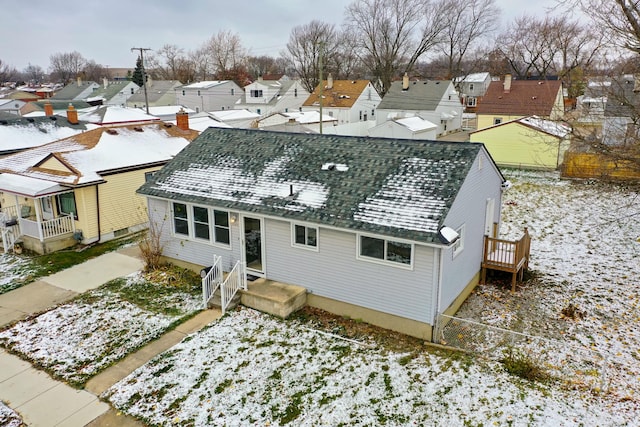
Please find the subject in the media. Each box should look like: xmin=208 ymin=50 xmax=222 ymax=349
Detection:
xmin=466 ymin=97 xmax=477 ymax=107
xmin=171 ymin=202 xmax=230 ymax=245
xmin=359 ymin=235 xmax=412 ymax=266
xmin=292 ymin=224 xmax=318 ymax=249
xmin=452 ymin=225 xmax=465 ymax=257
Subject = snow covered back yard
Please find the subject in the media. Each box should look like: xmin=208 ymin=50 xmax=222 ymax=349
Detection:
xmin=101 ymin=170 xmax=639 ymax=426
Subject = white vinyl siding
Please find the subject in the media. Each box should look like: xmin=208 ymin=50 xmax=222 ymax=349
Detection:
xmin=357 ymin=234 xmax=413 ymax=268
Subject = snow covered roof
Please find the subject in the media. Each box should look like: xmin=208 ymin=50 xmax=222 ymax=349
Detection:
xmin=453 ymin=72 xmax=491 ymax=83
xmin=146 ymin=105 xmax=196 ymax=116
xmin=209 ymin=109 xmax=260 ymax=122
xmin=0 ymin=174 xmax=68 ymax=197
xmin=395 ymin=116 xmax=437 ymax=132
xmin=166 ymin=115 xmax=231 ymax=132
xmin=518 ymin=116 xmax=571 ymax=138
xmin=182 ymin=81 xmax=229 ymax=89
xmin=0 ymin=123 xmax=199 ymax=186
xmin=77 ymin=105 xmax=161 ymax=125
xmin=281 ymin=111 xmax=337 ymax=124
xmin=139 ymin=128 xmax=491 ymax=244
xmin=0 ymin=116 xmax=98 ymax=154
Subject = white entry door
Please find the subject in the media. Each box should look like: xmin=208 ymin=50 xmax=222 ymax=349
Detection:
xmin=242 ymin=215 xmax=264 ymax=275
xmin=41 ymin=197 xmax=54 ymax=220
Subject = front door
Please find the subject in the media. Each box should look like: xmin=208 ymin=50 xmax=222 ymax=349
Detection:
xmin=242 ymin=216 xmax=264 ymax=275
xmin=41 ymin=197 xmax=54 ymax=221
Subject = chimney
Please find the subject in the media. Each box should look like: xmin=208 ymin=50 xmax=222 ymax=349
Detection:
xmin=402 ymin=72 xmax=409 ymax=90
xmin=503 ymin=74 xmax=512 ymax=93
xmin=258 ymin=75 xmax=263 ymax=82
xmin=103 ymin=77 xmax=108 ymax=89
xmin=77 ymin=76 xmax=82 ymax=87
xmin=327 ymin=73 xmax=333 ymax=90
xmin=176 ymin=108 xmax=189 ymax=130
xmin=66 ymin=104 xmax=78 ymax=124
xmin=44 ymin=101 xmax=53 ymax=117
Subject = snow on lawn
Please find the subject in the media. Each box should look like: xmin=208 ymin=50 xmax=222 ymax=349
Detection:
xmin=0 ymin=253 xmax=35 ymax=294
xmin=456 ymin=170 xmax=640 ymax=400
xmin=105 ymin=307 xmax=633 ymax=426
xmin=0 ymin=272 xmax=201 ymax=386
xmin=0 ymin=401 xmax=23 ymax=427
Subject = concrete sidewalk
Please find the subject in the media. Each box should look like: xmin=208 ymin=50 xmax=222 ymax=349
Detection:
xmin=0 ymin=246 xmax=221 ymax=426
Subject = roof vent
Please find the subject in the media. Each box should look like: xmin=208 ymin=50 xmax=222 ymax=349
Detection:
xmin=106 ymin=128 xmax=118 ymax=135
xmin=321 ymin=162 xmax=349 ymax=171
xmin=435 ymin=81 xmax=440 ymax=84
xmin=0 ymin=120 xmax=7 ymax=125
xmin=163 ymin=123 xmax=173 ymax=128
xmin=133 ymin=126 xmax=144 ymax=132
xmin=27 ymin=118 xmax=35 ymax=123
xmin=49 ymin=116 xmax=57 ymax=121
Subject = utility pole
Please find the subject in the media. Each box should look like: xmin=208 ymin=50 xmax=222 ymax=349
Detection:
xmin=131 ymin=47 xmax=151 ymax=114
xmin=318 ymin=42 xmax=324 ymax=135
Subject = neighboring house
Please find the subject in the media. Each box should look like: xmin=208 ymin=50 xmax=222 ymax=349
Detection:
xmin=175 ymin=80 xmax=243 ymax=113
xmin=575 ymin=78 xmax=610 ymax=126
xmin=256 ymin=111 xmax=337 ymax=133
xmin=453 ymin=72 xmax=492 ymax=112
xmin=208 ymin=109 xmax=260 ymax=129
xmin=301 ymin=75 xmax=381 ymax=130
xmin=51 ymin=78 xmax=100 ymax=101
xmin=469 ymin=115 xmax=572 ymax=169
xmin=235 ymin=78 xmax=309 ymax=116
xmin=0 ymin=99 xmax=26 ymax=116
xmin=138 ymin=128 xmax=506 ymax=340
xmin=166 ymin=111 xmax=232 ymax=133
xmin=368 ymin=116 xmax=438 ymax=140
xmin=0 ymin=120 xmax=199 ymax=254
xmin=476 ymin=75 xmax=564 ymax=130
xmin=6 ymin=91 xmax=40 ymax=103
xmin=376 ymin=74 xmax=463 ymax=136
xmin=84 ymin=78 xmax=140 ymax=106
xmin=126 ymin=78 xmax=182 ymax=109
xmin=0 ymin=109 xmax=97 ymax=156
xmin=77 ymin=105 xmax=161 ymax=126
xmin=146 ymin=105 xmax=196 ymax=122
xmin=601 ymin=75 xmax=640 ymax=146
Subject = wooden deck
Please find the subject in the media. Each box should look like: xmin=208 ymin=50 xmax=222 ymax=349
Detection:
xmin=481 ymin=228 xmax=531 ymax=292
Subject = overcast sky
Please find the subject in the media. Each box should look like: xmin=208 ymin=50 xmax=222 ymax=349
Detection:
xmin=3 ymin=0 xmax=569 ymax=71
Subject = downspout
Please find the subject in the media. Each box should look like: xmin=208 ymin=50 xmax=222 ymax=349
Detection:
xmin=432 ymin=247 xmax=445 ymax=343
xmin=95 ymin=184 xmax=101 ymax=243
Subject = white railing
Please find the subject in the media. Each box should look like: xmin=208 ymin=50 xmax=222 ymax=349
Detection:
xmin=19 ymin=215 xmax=75 ymax=241
xmin=0 ymin=205 xmax=19 ymax=219
xmin=41 ymin=215 xmax=75 ymax=239
xmin=202 ymin=255 xmax=223 ymax=309
xmin=220 ymin=261 xmax=247 ymax=315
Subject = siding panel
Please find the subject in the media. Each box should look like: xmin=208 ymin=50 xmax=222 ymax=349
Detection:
xmin=264 ymin=219 xmax=435 ymax=323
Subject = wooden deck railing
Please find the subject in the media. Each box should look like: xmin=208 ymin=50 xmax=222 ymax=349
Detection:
xmin=481 ymin=228 xmax=531 ymax=292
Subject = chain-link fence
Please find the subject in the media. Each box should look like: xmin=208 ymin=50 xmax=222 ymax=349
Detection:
xmin=435 ymin=314 xmax=607 ymax=391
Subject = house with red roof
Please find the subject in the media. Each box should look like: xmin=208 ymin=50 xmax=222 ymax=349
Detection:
xmin=475 ymin=75 xmax=564 ymax=130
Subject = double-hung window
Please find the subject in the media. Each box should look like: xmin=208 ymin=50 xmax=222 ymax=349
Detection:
xmin=213 ymin=210 xmax=230 ymax=244
xmin=292 ymin=224 xmax=318 ymax=250
xmin=173 ymin=202 xmax=189 ymax=236
xmin=193 ymin=206 xmax=210 ymax=240
xmin=359 ymin=235 xmax=412 ymax=267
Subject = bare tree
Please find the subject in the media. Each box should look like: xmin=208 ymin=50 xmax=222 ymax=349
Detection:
xmin=82 ymin=60 xmax=107 ymax=82
xmin=189 ymin=47 xmax=213 ymax=82
xmin=49 ymin=51 xmax=86 ymax=83
xmin=283 ymin=20 xmax=341 ymax=93
xmin=437 ymin=0 xmax=500 ymax=82
xmin=245 ymin=55 xmax=280 ymax=79
xmin=345 ymin=0 xmax=448 ymax=95
xmin=24 ymin=63 xmax=45 ymax=84
xmin=204 ymin=30 xmax=247 ymax=78
xmin=0 ymin=59 xmax=18 ymax=83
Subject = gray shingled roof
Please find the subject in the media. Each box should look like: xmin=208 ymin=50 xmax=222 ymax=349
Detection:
xmin=604 ymin=76 xmax=640 ymax=118
xmin=377 ymin=80 xmax=452 ymax=111
xmin=138 ymin=128 xmax=485 ymax=244
xmin=51 ymin=81 xmax=98 ymax=100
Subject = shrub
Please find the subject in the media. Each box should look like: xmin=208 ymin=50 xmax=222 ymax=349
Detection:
xmin=501 ymin=346 xmax=549 ymax=382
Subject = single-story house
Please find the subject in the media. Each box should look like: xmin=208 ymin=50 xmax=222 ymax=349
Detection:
xmin=469 ymin=115 xmax=572 ymax=169
xmin=0 ymin=117 xmax=198 ymax=253
xmin=137 ymin=128 xmax=506 ymax=340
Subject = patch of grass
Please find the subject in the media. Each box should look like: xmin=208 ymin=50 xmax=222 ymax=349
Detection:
xmin=4 ymin=233 xmax=143 ymax=294
xmin=501 ymin=347 xmax=550 ymax=383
